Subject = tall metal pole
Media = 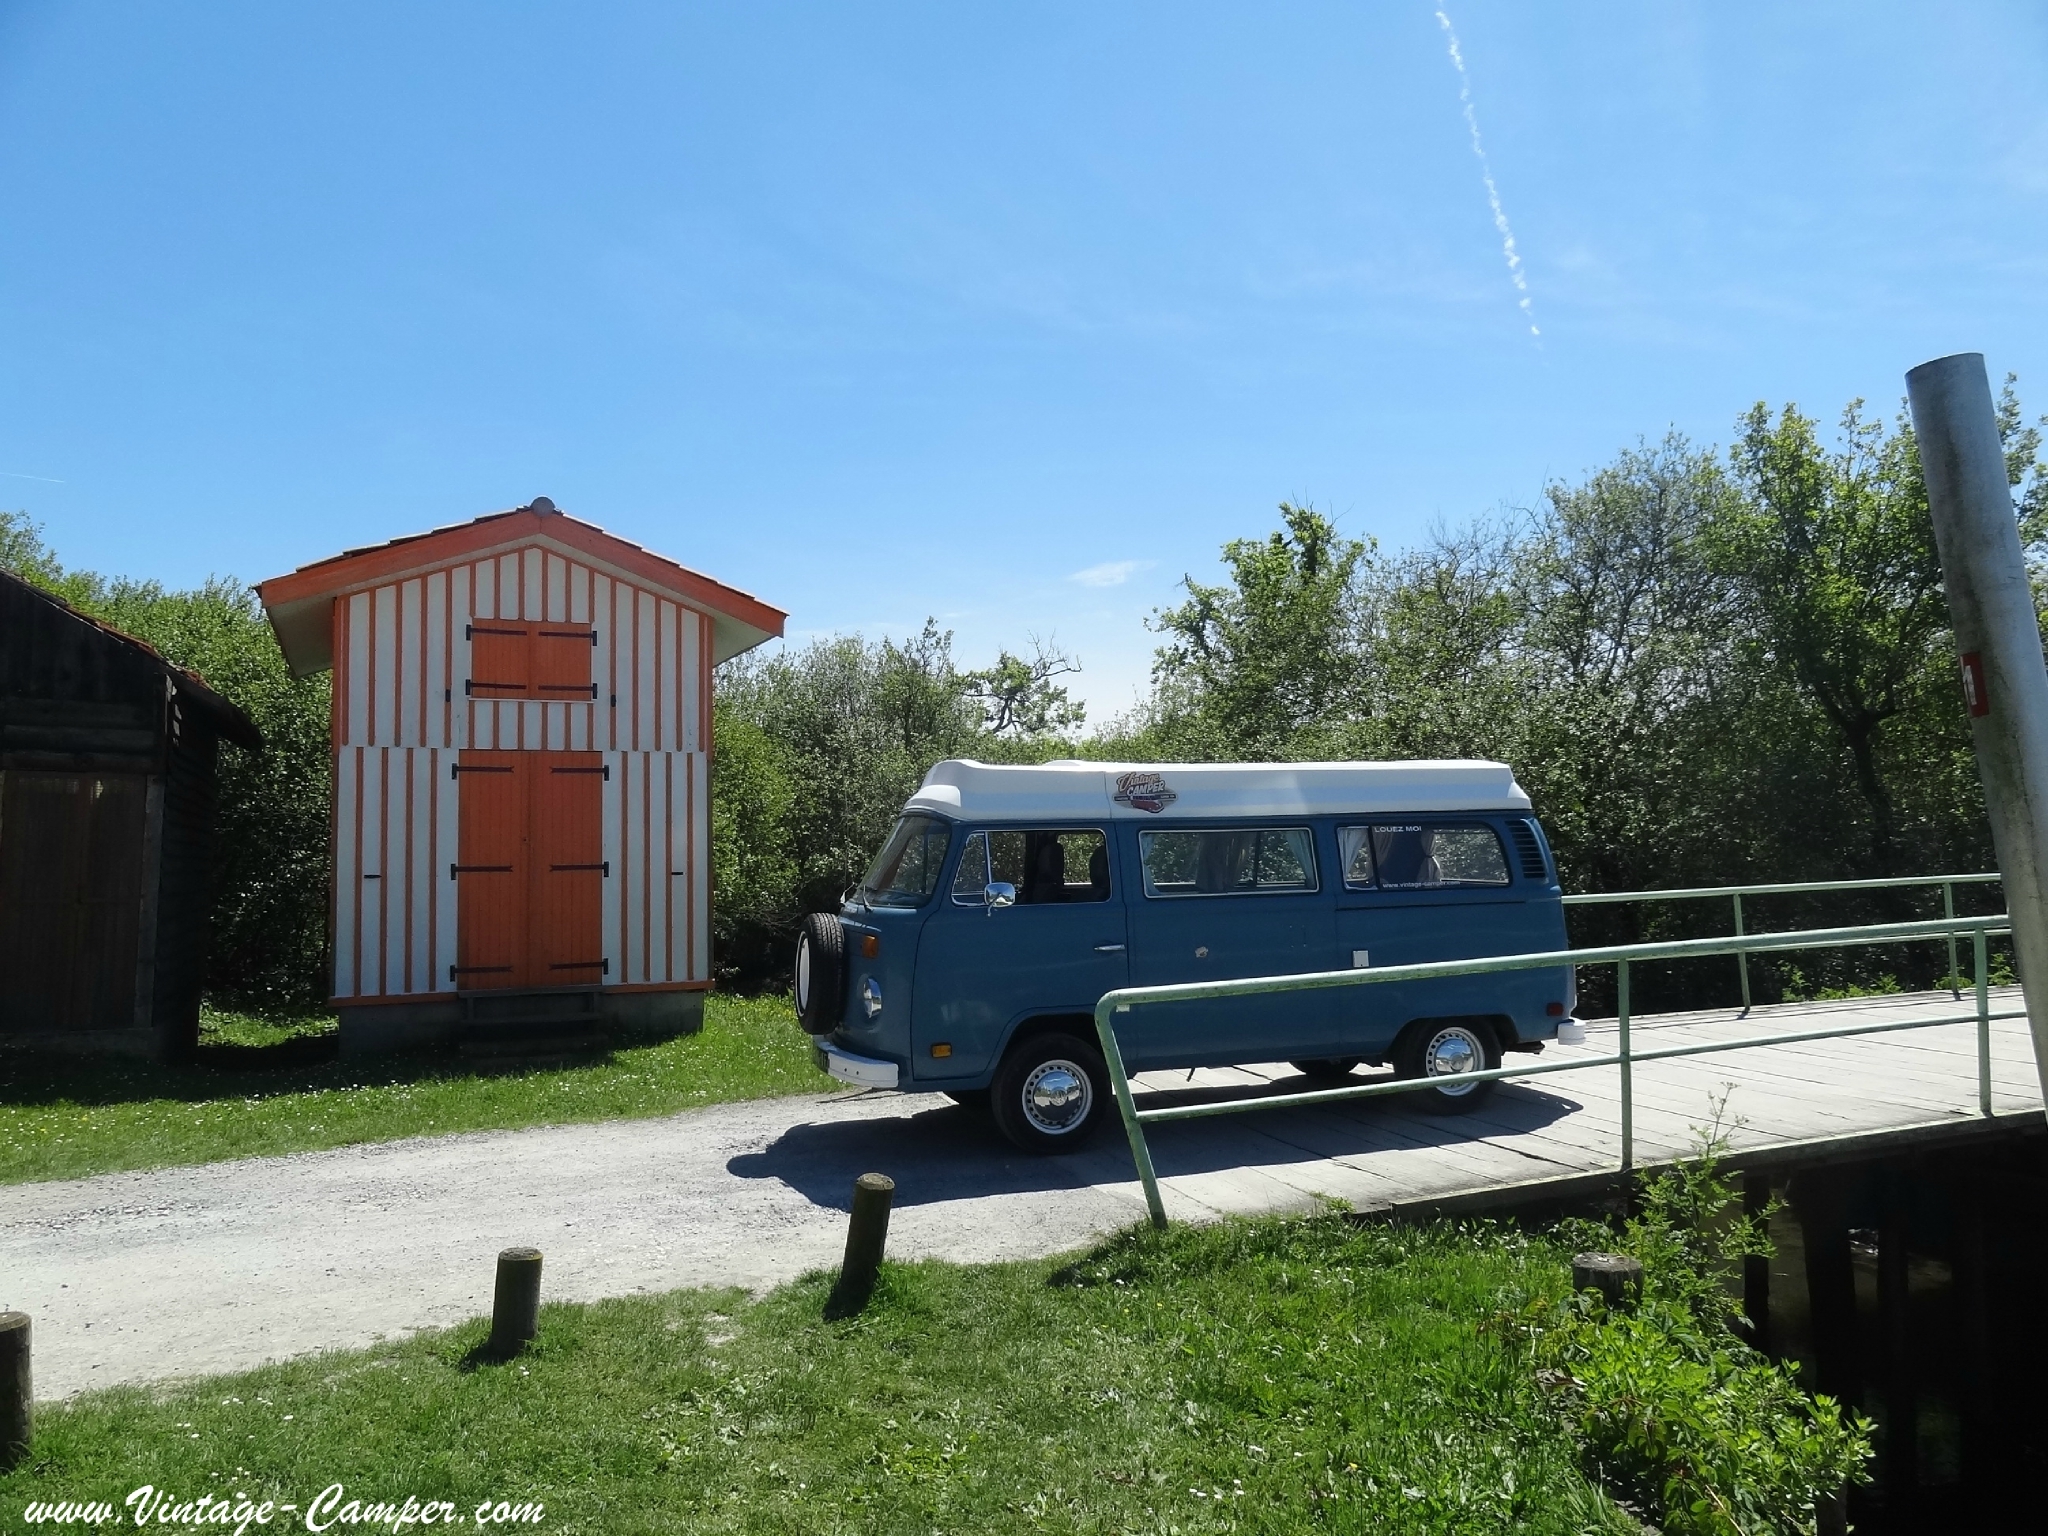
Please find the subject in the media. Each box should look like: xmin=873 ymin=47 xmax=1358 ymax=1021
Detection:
xmin=1907 ymin=352 xmax=2048 ymax=1105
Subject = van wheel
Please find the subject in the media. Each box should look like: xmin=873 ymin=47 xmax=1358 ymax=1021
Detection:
xmin=990 ymin=1033 xmax=1107 ymax=1153
xmin=793 ymin=914 xmax=846 ymax=1035
xmin=1392 ymin=1021 xmax=1501 ymax=1114
xmin=1290 ymin=1058 xmax=1364 ymax=1084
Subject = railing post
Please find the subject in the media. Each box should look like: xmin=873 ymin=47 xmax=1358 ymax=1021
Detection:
xmin=1946 ymin=881 xmax=1962 ymax=997
xmin=1618 ymin=958 xmax=1633 ymax=1171
xmin=1975 ymin=927 xmax=1992 ymax=1117
xmin=1733 ymin=893 xmax=1751 ymax=1014
xmin=1094 ymin=1002 xmax=1168 ymax=1229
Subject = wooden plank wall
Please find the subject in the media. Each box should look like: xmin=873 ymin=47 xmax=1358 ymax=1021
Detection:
xmin=331 ymin=545 xmax=711 ymax=1001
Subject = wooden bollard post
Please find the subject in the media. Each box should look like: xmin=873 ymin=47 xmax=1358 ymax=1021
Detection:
xmin=489 ymin=1247 xmax=543 ymax=1359
xmin=830 ymin=1173 xmax=895 ymax=1313
xmin=0 ymin=1312 xmax=27 ymax=1469
xmin=1571 ymin=1252 xmax=1643 ymax=1312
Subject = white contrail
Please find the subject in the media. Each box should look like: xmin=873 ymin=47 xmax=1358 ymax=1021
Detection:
xmin=1435 ymin=7 xmax=1539 ymax=339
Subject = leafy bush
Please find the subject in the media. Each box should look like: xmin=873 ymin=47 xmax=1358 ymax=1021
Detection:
xmin=1511 ymin=1142 xmax=1873 ymax=1534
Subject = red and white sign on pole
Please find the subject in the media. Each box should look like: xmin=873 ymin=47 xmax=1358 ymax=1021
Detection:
xmin=1960 ymin=651 xmax=1990 ymax=718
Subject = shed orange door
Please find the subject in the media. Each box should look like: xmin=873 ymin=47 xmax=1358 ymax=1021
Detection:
xmin=452 ymin=754 xmax=523 ymax=987
xmin=453 ymin=751 xmax=604 ymax=989
xmin=532 ymin=756 xmax=606 ymax=982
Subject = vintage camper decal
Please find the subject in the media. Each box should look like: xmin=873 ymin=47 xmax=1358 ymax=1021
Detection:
xmin=1113 ymin=771 xmax=1177 ymax=814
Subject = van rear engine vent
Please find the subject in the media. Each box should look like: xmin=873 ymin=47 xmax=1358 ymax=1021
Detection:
xmin=1509 ymin=820 xmax=1548 ymax=881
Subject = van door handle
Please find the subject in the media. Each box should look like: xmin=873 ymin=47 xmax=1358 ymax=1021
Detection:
xmin=1093 ymin=943 xmax=1127 ymax=953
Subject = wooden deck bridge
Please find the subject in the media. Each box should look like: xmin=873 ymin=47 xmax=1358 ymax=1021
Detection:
xmin=1113 ymin=985 xmax=2044 ymax=1223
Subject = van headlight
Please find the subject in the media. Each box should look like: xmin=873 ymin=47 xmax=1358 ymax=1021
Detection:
xmin=861 ymin=976 xmax=883 ymax=1020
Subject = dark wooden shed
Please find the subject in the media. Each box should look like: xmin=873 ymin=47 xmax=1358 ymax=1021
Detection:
xmin=0 ymin=569 xmax=263 ymax=1058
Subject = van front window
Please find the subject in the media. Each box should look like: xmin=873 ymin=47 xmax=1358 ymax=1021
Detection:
xmin=951 ymin=829 xmax=1111 ymax=904
xmin=860 ymin=814 xmax=950 ymax=906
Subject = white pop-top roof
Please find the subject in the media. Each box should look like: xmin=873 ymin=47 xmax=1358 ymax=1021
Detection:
xmin=902 ymin=759 xmax=1532 ymax=822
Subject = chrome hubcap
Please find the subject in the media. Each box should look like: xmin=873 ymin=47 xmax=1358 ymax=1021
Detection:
xmin=1021 ymin=1059 xmax=1093 ymax=1134
xmin=1423 ymin=1026 xmax=1485 ymax=1096
xmin=795 ymin=937 xmax=811 ymax=1010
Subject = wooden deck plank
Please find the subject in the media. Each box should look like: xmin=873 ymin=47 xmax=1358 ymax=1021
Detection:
xmin=1133 ymin=989 xmax=2045 ymax=1215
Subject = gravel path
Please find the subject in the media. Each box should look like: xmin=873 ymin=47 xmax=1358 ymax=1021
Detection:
xmin=1 ymin=1088 xmax=1166 ymax=1398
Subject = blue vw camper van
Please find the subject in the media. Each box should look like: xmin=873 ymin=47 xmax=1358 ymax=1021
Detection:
xmin=793 ymin=759 xmax=1575 ymax=1152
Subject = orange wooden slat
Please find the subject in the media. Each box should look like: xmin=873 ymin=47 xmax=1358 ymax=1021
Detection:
xmin=531 ymin=751 xmax=606 ymax=983
xmin=533 ymin=624 xmax=596 ymax=700
xmin=452 ymin=750 xmax=524 ymax=989
xmin=467 ymin=621 xmax=531 ymax=698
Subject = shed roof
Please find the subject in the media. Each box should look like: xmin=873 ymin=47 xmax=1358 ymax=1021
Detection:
xmin=902 ymin=758 xmax=1533 ymax=822
xmin=0 ymin=568 xmax=265 ymax=751
xmin=256 ymin=499 xmax=787 ymax=677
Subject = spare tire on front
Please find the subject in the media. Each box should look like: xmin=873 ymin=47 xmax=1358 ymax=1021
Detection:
xmin=794 ymin=913 xmax=847 ymax=1035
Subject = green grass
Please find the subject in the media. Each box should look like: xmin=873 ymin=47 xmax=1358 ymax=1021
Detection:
xmin=197 ymin=1007 xmax=339 ymax=1050
xmin=3 ymin=1214 xmax=1635 ymax=1535
xmin=0 ymin=994 xmax=827 ymax=1187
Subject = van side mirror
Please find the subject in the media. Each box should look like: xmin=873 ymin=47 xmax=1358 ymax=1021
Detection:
xmin=983 ymin=881 xmax=1017 ymax=910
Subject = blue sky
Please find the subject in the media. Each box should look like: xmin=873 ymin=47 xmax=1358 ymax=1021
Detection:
xmin=2 ymin=2 xmax=2044 ymax=720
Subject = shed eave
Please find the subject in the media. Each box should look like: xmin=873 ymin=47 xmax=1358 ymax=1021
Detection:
xmin=257 ymin=514 xmax=787 ymax=676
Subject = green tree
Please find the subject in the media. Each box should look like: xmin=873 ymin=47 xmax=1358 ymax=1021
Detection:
xmin=1712 ymin=384 xmax=2047 ymax=873
xmin=1148 ymin=503 xmax=1369 ymax=759
xmin=710 ymin=620 xmax=1078 ymax=987
xmin=1711 ymin=401 xmax=1947 ymax=870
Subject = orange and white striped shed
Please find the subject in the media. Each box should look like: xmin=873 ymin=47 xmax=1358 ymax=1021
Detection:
xmin=258 ymin=498 xmax=784 ymax=1047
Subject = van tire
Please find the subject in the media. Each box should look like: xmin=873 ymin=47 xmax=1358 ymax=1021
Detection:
xmin=990 ymin=1033 xmax=1107 ymax=1153
xmin=1392 ymin=1020 xmax=1501 ymax=1114
xmin=1290 ymin=1058 xmax=1364 ymax=1084
xmin=793 ymin=914 xmax=846 ymax=1035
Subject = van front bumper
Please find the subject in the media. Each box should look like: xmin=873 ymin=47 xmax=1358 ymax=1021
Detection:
xmin=813 ymin=1042 xmax=901 ymax=1090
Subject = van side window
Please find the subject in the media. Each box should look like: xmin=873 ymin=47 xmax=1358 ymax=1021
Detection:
xmin=952 ymin=829 xmax=1111 ymax=904
xmin=1337 ymin=827 xmax=1375 ymax=886
xmin=1353 ymin=824 xmax=1511 ymax=889
xmin=1138 ymin=828 xmax=1318 ymax=897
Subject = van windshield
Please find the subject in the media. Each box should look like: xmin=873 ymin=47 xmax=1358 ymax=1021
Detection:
xmin=860 ymin=814 xmax=950 ymax=906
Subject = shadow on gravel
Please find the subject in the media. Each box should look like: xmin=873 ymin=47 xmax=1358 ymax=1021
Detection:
xmin=728 ymin=1071 xmax=1584 ymax=1210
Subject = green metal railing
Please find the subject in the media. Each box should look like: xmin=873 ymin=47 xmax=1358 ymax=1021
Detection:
xmin=1562 ymin=872 xmax=2004 ymax=1010
xmin=1091 ymin=911 xmax=2018 ymax=1229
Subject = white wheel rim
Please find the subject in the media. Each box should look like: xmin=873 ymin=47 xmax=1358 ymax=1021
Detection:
xmin=1423 ymin=1026 xmax=1485 ymax=1096
xmin=1020 ymin=1058 xmax=1093 ymax=1135
xmin=795 ymin=936 xmax=811 ymax=1012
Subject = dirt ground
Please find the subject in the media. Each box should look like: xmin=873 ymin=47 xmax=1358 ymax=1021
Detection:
xmin=1 ymin=1087 xmax=1163 ymax=1397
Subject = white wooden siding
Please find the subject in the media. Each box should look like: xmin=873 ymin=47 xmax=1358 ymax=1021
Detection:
xmin=329 ymin=541 xmax=714 ymax=1000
